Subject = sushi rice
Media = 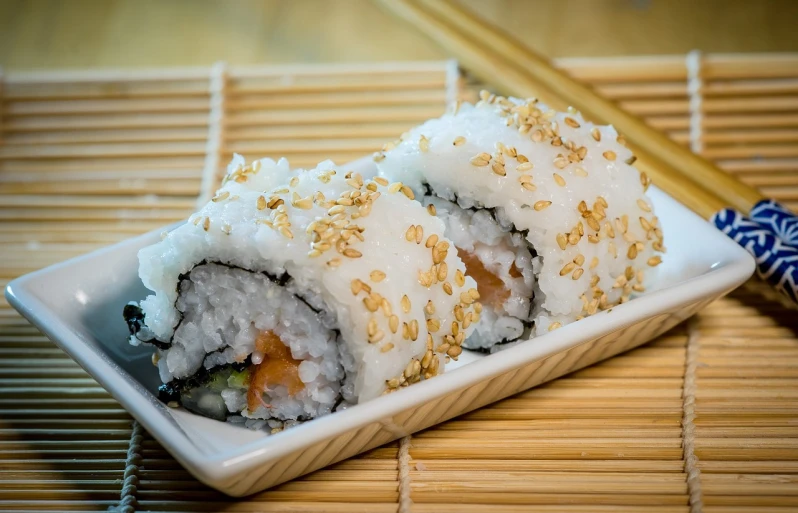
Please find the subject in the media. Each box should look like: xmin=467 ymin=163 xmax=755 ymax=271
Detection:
xmin=375 ymin=93 xmax=665 ymax=349
xmin=125 ymin=158 xmax=480 ymax=429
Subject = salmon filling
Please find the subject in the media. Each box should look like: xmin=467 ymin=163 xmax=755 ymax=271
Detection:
xmin=247 ymin=330 xmax=305 ymax=412
xmin=457 ymin=247 xmax=521 ymax=310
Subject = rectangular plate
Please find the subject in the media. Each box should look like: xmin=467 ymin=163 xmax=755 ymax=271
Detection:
xmin=6 ymin=186 xmax=754 ymax=496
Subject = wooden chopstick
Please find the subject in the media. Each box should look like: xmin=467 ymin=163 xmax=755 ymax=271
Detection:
xmin=375 ymin=0 xmax=765 ymax=218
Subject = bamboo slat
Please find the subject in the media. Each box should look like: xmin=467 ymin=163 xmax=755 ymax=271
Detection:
xmin=0 ymin=54 xmax=797 ymax=512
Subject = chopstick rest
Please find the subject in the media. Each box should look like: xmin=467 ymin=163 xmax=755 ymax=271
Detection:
xmin=712 ymin=204 xmax=798 ymax=303
xmin=750 ymin=199 xmax=798 ymax=246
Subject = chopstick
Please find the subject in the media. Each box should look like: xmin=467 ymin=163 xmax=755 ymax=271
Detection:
xmin=375 ymin=0 xmax=765 ymax=219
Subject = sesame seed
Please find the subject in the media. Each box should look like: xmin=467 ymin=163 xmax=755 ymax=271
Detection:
xmin=591 ymin=128 xmax=601 ymax=141
xmin=640 ymin=172 xmax=650 ymax=191
xmin=293 ymin=195 xmax=313 ymax=210
xmin=351 ymin=279 xmax=363 ymax=295
xmin=202 ymin=217 xmax=210 ymax=231
xmin=279 ymin=226 xmax=294 ymax=239
xmin=211 ymin=191 xmax=230 ymax=202
xmin=560 ymin=262 xmax=576 ymax=276
xmin=308 ymin=249 xmax=322 ymax=258
xmin=267 ymin=197 xmax=284 ymax=209
xmin=437 ymin=262 xmax=448 ymax=281
xmin=401 ymin=295 xmax=411 ymax=313
xmin=416 ymin=225 xmax=424 ymax=244
xmin=427 ymin=204 xmax=437 ymax=216
xmin=403 ymin=360 xmax=415 ymax=379
xmin=637 ymin=199 xmax=652 ymax=212
xmin=370 ymin=270 xmax=386 ymax=282
xmin=426 ymin=234 xmax=439 ymax=248
xmin=589 ymin=257 xmax=599 ymax=270
xmin=221 ymin=223 xmax=232 ymax=235
xmin=389 ymin=315 xmax=399 ymax=333
xmin=609 ymin=241 xmax=618 ymax=258
xmin=640 ymin=217 xmax=652 ymax=231
xmin=575 ymin=166 xmax=588 ymax=177
xmin=419 ymin=135 xmax=430 ymax=152
xmin=443 ymin=282 xmax=453 ymax=295
xmin=586 ymin=216 xmax=601 ymax=232
xmin=343 ymin=248 xmax=362 ymax=258
xmin=553 ymin=173 xmax=566 ymax=187
xmin=257 ymin=196 xmax=267 ymax=210
xmin=548 ymin=322 xmax=562 ymax=331
xmin=405 ymin=225 xmax=417 ymax=242
xmin=626 ymin=155 xmax=637 ymax=165
xmin=425 ymin=300 xmax=436 ymax=316
xmin=474 ymin=302 xmax=482 ymax=314
xmin=381 ymin=343 xmax=394 ymax=353
xmin=603 ymin=150 xmax=617 ymax=161
xmin=427 ymin=318 xmax=440 ymax=333
xmin=367 ymin=317 xmax=379 ymax=337
xmin=421 ymin=350 xmax=433 ymax=369
xmin=388 ymin=182 xmax=403 ymax=194
xmin=632 ymin=284 xmax=645 ymax=292
xmin=588 ymin=234 xmax=599 ymax=243
xmin=409 ymin=320 xmax=419 ymax=341
xmin=370 ymin=330 xmax=385 ymax=343
xmin=453 ymin=136 xmax=466 ymax=146
xmin=572 ymin=268 xmax=584 ymax=280
xmin=533 ymin=200 xmax=552 ymax=211
xmin=447 ymin=345 xmax=462 ymax=358
xmin=491 ymin=162 xmax=506 ymax=176
xmin=573 ymin=254 xmax=585 ymax=266
xmin=328 ymin=205 xmax=345 ymax=215
xmin=364 ymin=296 xmax=379 ymax=312
xmin=647 ymin=256 xmax=662 ymax=267
xmin=556 ymin=233 xmax=568 ymax=250
xmin=401 ymin=185 xmax=415 ymax=200
xmin=553 ymin=156 xmax=568 ymax=169
xmin=454 ymin=269 xmax=465 ymax=287
xmin=418 ymin=270 xmax=432 ymax=288
xmin=470 ymin=155 xmax=490 ymax=167
xmin=564 ymin=116 xmax=580 ymax=128
xmin=516 ymin=162 xmax=534 ymax=172
xmin=517 ymin=154 xmax=529 ymax=163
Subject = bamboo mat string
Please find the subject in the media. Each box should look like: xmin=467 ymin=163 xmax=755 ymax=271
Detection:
xmin=114 ymin=420 xmax=143 ymax=513
xmin=686 ymin=50 xmax=704 ymax=154
xmin=682 ymin=318 xmax=703 ymax=513
xmin=398 ymin=435 xmax=413 ymax=513
xmin=444 ymin=59 xmax=460 ymax=108
xmin=198 ymin=61 xmax=227 ymax=207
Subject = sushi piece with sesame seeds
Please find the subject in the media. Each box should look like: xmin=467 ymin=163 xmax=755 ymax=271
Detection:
xmin=375 ymin=92 xmax=664 ymax=350
xmin=124 ymin=156 xmax=479 ymax=429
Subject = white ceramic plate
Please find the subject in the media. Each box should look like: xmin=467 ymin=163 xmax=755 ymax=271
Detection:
xmin=6 ymin=186 xmax=754 ymax=496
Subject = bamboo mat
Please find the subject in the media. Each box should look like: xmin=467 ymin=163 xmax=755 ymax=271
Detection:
xmin=0 ymin=53 xmax=797 ymax=512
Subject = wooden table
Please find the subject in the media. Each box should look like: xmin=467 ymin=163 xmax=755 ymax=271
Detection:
xmin=1 ymin=0 xmax=797 ymax=70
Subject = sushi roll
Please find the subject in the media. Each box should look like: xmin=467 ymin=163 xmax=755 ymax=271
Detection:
xmin=374 ymin=92 xmax=665 ymax=350
xmin=124 ymin=157 xmax=480 ymax=428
